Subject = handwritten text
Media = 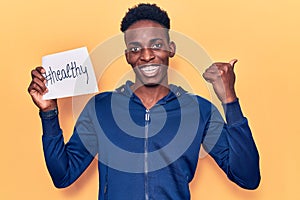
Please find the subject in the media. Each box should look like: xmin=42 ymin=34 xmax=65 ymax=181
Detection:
xmin=44 ymin=61 xmax=89 ymax=86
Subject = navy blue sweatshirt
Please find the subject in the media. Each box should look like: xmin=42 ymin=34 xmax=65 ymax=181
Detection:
xmin=40 ymin=81 xmax=260 ymax=200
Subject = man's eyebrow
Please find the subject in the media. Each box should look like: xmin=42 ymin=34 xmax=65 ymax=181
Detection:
xmin=127 ymin=41 xmax=141 ymax=46
xmin=127 ymin=38 xmax=165 ymax=46
xmin=150 ymin=38 xmax=164 ymax=43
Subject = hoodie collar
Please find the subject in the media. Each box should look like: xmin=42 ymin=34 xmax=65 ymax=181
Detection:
xmin=115 ymin=81 xmax=187 ymax=103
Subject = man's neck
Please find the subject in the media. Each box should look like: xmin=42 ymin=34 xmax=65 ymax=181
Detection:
xmin=131 ymin=83 xmax=170 ymax=110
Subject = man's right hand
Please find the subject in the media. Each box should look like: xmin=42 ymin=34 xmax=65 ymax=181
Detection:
xmin=28 ymin=67 xmax=57 ymax=112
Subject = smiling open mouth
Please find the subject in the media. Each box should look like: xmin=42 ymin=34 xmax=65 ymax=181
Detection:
xmin=139 ymin=64 xmax=161 ymax=76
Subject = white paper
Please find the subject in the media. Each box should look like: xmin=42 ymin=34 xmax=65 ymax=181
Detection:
xmin=42 ymin=47 xmax=98 ymax=100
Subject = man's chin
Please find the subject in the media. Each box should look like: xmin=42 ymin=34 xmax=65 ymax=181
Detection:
xmin=135 ymin=74 xmax=168 ymax=88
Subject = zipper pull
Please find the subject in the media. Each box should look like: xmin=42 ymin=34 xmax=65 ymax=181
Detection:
xmin=145 ymin=110 xmax=150 ymax=122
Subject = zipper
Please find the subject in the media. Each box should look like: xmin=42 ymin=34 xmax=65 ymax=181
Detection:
xmin=104 ymin=172 xmax=108 ymax=200
xmin=144 ymin=109 xmax=150 ymax=200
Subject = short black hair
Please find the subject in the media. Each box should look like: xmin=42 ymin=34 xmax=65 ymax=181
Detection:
xmin=120 ymin=3 xmax=170 ymax=32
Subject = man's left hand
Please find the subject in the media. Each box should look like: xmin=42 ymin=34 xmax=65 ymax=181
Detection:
xmin=203 ymin=59 xmax=238 ymax=104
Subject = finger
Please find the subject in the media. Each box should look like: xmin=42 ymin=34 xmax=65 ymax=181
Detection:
xmin=202 ymin=71 xmax=221 ymax=83
xmin=229 ymin=59 xmax=238 ymax=68
xmin=28 ymin=82 xmax=45 ymax=95
xmin=202 ymin=73 xmax=212 ymax=83
xmin=33 ymin=77 xmax=48 ymax=93
xmin=205 ymin=64 xmax=219 ymax=73
xmin=36 ymin=66 xmax=46 ymax=74
xmin=213 ymin=63 xmax=229 ymax=73
xmin=206 ymin=65 xmax=225 ymax=75
xmin=31 ymin=68 xmax=46 ymax=83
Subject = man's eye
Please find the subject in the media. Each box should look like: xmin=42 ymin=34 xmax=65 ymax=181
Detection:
xmin=129 ymin=47 xmax=141 ymax=52
xmin=151 ymin=43 xmax=163 ymax=49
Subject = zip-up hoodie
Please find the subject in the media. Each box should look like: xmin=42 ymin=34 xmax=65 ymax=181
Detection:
xmin=41 ymin=81 xmax=260 ymax=200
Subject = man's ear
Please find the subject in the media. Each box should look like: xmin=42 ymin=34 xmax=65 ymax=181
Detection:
xmin=169 ymin=41 xmax=176 ymax=58
xmin=125 ymin=50 xmax=130 ymax=64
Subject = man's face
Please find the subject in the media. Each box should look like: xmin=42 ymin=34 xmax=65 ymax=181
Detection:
xmin=124 ymin=20 xmax=176 ymax=86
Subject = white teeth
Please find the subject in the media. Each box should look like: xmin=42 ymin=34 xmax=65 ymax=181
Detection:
xmin=141 ymin=66 xmax=159 ymax=72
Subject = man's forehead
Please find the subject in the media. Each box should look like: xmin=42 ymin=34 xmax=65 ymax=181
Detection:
xmin=124 ymin=27 xmax=169 ymax=43
xmin=124 ymin=20 xmax=169 ymax=42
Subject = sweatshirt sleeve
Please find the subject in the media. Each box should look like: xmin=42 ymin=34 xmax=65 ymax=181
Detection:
xmin=40 ymin=100 xmax=98 ymax=188
xmin=202 ymin=99 xmax=261 ymax=189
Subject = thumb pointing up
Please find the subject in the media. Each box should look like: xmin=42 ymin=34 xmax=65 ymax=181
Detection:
xmin=229 ymin=59 xmax=238 ymax=68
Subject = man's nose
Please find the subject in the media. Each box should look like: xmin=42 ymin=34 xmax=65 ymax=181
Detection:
xmin=140 ymin=48 xmax=155 ymax=62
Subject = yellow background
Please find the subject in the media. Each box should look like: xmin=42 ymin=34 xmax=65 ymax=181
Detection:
xmin=1 ymin=0 xmax=299 ymax=199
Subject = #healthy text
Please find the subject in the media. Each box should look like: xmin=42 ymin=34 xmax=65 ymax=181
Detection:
xmin=44 ymin=61 xmax=89 ymax=86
